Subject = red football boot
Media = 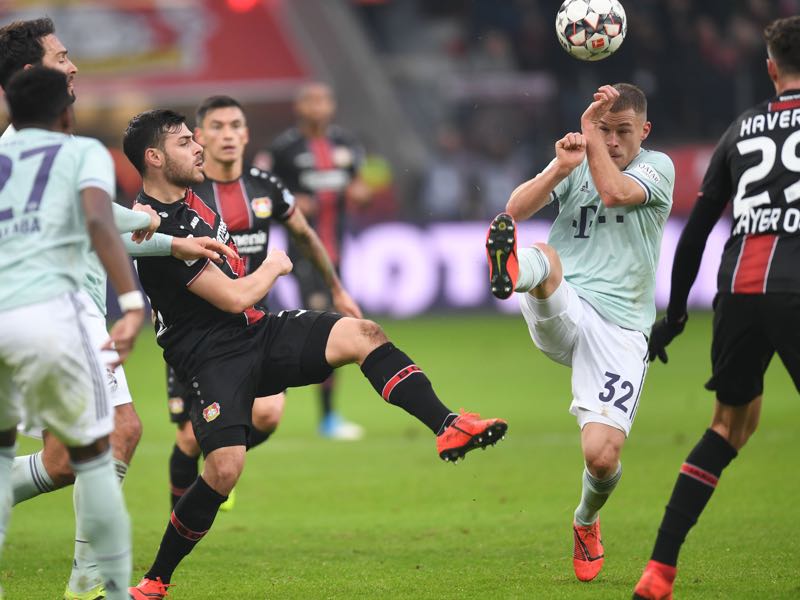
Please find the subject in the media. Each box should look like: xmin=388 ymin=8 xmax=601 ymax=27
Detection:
xmin=486 ymin=213 xmax=519 ymax=299
xmin=437 ymin=410 xmax=508 ymax=463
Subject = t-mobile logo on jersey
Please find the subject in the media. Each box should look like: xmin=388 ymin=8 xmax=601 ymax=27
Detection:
xmin=573 ymin=205 xmax=597 ymax=238
xmin=572 ymin=205 xmax=625 ymax=238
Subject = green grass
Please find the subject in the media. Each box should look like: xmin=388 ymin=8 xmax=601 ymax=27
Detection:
xmin=4 ymin=313 xmax=799 ymax=599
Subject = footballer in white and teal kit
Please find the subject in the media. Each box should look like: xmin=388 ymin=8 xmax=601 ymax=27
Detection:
xmin=0 ymin=128 xmax=120 ymax=444
xmin=486 ymin=84 xmax=674 ymax=583
xmin=0 ymin=64 xmax=140 ymax=600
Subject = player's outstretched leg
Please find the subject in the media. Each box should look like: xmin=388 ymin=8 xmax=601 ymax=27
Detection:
xmin=486 ymin=213 xmax=552 ymax=300
xmin=328 ymin=318 xmax=508 ymax=463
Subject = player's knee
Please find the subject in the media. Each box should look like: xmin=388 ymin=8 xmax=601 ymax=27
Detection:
xmin=176 ymin=421 xmax=200 ymax=457
xmin=583 ymin=444 xmax=621 ymax=480
xmin=532 ymin=243 xmax=562 ymax=280
xmin=203 ymin=451 xmax=245 ymax=494
xmin=43 ymin=443 xmax=75 ymax=487
xmin=357 ymin=319 xmax=388 ymax=349
xmin=252 ymin=395 xmax=284 ymax=432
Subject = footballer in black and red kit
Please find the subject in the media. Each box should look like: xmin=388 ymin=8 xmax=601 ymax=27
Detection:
xmin=635 ymin=16 xmax=800 ymax=600
xmin=138 ymin=186 xmax=339 ymax=453
xmin=165 ymin=165 xmax=295 ymax=424
xmin=125 ymin=109 xmax=507 ymax=597
xmin=654 ymin=82 xmax=800 ymax=402
xmin=263 ymin=81 xmax=371 ymax=439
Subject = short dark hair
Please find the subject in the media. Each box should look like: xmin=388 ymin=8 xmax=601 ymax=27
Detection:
xmin=0 ymin=18 xmax=55 ymax=89
xmin=611 ymin=83 xmax=647 ymax=117
xmin=4 ymin=66 xmax=73 ymax=127
xmin=123 ymin=109 xmax=187 ymax=175
xmin=195 ymin=95 xmax=244 ymax=127
xmin=765 ymin=16 xmax=800 ymax=76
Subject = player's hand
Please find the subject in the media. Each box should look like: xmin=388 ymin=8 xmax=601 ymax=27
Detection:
xmin=171 ymin=236 xmax=237 ymax=264
xmin=332 ymin=288 xmax=363 ymax=318
xmin=581 ymin=84 xmax=619 ymax=133
xmin=296 ymin=194 xmax=319 ymax=219
xmin=555 ymin=132 xmax=586 ymax=171
xmin=648 ymin=314 xmax=688 ymax=364
xmin=130 ymin=203 xmax=161 ymax=243
xmin=103 ymin=308 xmax=144 ymax=368
xmin=265 ymin=248 xmax=293 ymax=276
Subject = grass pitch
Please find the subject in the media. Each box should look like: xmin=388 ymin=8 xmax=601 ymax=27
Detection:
xmin=4 ymin=313 xmax=799 ymax=599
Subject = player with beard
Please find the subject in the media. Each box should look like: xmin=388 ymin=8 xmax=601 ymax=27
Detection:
xmin=125 ymin=109 xmax=507 ymax=598
xmin=165 ymin=95 xmax=361 ymax=512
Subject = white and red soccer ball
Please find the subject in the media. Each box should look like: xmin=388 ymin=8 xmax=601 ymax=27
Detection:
xmin=555 ymin=0 xmax=627 ymax=61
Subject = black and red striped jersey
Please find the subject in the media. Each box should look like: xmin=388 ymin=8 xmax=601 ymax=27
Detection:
xmin=134 ymin=189 xmax=264 ymax=380
xmin=192 ymin=167 xmax=295 ymax=275
xmin=268 ymin=125 xmax=364 ymax=264
xmin=699 ymin=88 xmax=800 ymax=295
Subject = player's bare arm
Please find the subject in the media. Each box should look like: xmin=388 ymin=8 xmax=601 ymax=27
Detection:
xmin=581 ymin=85 xmax=646 ymax=207
xmin=506 ymin=132 xmax=584 ymax=221
xmin=294 ymin=192 xmax=318 ymax=219
xmin=345 ymin=176 xmax=371 ymax=207
xmin=187 ymin=248 xmax=292 ymax=313
xmin=284 ymin=209 xmax=362 ymax=318
xmin=81 ymin=186 xmax=144 ymax=365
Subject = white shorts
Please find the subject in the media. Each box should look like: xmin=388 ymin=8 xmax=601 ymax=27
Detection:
xmin=78 ymin=292 xmax=133 ymax=409
xmin=17 ymin=292 xmax=132 ymax=440
xmin=0 ymin=292 xmax=113 ymax=446
xmin=519 ymin=281 xmax=649 ymax=436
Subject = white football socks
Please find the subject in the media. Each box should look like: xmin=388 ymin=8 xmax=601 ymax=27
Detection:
xmin=574 ymin=463 xmax=622 ymax=526
xmin=11 ymin=451 xmax=54 ymax=505
xmin=514 ymin=246 xmax=551 ymax=293
xmin=68 ymin=458 xmax=130 ymax=594
xmin=71 ymin=450 xmax=131 ymax=600
xmin=0 ymin=445 xmax=17 ymax=563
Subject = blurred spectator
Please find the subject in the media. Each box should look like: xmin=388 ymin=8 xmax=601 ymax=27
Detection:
xmin=420 ymin=125 xmax=474 ymax=220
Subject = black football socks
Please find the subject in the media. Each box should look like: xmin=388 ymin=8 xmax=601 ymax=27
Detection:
xmin=147 ymin=475 xmax=226 ymax=584
xmin=651 ymin=428 xmax=738 ymax=567
xmin=169 ymin=444 xmax=199 ymax=509
xmin=361 ymin=342 xmax=454 ymax=434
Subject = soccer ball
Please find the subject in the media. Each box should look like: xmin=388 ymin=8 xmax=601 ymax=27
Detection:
xmin=555 ymin=0 xmax=627 ymax=61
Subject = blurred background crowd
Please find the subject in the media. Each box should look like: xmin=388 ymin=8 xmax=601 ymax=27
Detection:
xmin=2 ymin=0 xmax=797 ymax=222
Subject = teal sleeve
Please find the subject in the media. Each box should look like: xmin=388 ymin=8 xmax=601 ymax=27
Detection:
xmin=123 ymin=232 xmax=173 ymax=257
xmin=113 ymin=203 xmax=152 ymax=234
xmin=624 ymin=152 xmax=675 ymax=210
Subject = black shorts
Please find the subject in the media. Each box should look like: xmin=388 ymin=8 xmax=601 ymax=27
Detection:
xmin=189 ymin=309 xmax=341 ymax=455
xmin=166 ymin=364 xmax=195 ymax=424
xmin=706 ymin=293 xmax=800 ymax=405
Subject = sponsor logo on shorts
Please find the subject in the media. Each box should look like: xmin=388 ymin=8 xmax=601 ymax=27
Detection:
xmin=203 ymin=402 xmax=221 ymax=422
xmin=251 ymin=196 xmax=273 ymax=218
xmin=105 ymin=368 xmax=119 ymax=393
xmin=169 ymin=398 xmax=184 ymax=414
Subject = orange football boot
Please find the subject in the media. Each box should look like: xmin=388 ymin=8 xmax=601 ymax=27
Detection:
xmin=486 ymin=213 xmax=519 ymax=299
xmin=128 ymin=577 xmax=173 ymax=600
xmin=437 ymin=410 xmax=508 ymax=463
xmin=633 ymin=560 xmax=676 ymax=600
xmin=573 ymin=519 xmax=605 ymax=581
